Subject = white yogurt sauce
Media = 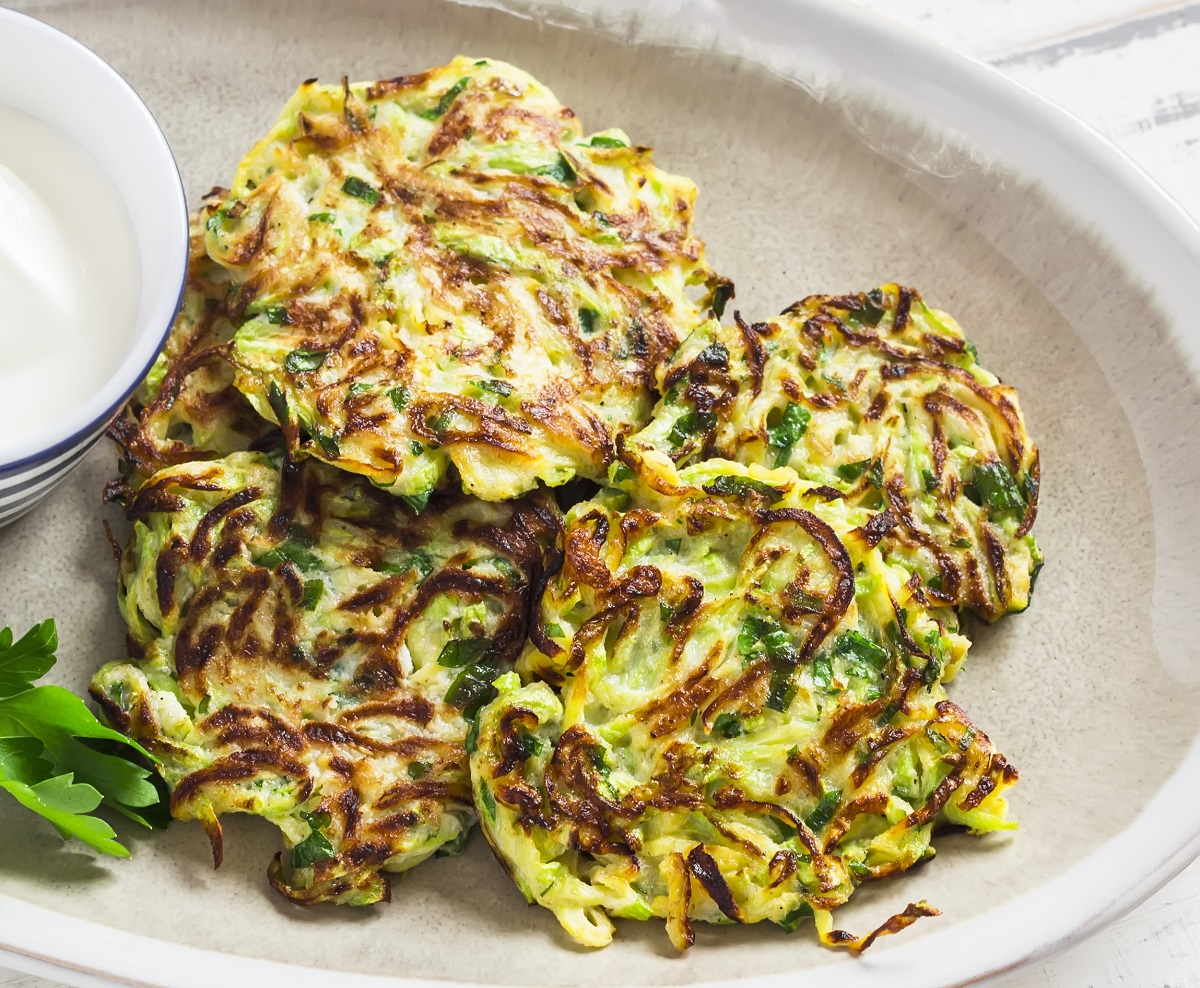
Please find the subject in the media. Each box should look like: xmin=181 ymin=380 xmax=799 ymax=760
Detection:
xmin=0 ymin=102 xmax=140 ymax=451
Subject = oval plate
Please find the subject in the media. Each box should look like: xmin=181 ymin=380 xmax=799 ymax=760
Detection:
xmin=2 ymin=1 xmax=1199 ymax=986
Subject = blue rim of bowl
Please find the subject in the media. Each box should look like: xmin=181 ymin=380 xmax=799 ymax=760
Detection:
xmin=0 ymin=8 xmax=188 ymax=477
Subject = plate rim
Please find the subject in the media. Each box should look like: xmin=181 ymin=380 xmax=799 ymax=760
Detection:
xmin=3 ymin=0 xmax=1200 ymax=985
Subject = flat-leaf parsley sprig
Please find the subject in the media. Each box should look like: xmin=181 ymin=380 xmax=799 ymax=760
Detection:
xmin=0 ymin=619 xmax=164 ymax=857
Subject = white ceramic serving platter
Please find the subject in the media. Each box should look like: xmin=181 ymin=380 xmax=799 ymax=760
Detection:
xmin=3 ymin=1 xmax=1200 ymax=986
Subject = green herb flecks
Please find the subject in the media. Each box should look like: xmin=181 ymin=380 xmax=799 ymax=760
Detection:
xmin=766 ymin=402 xmax=810 ymax=468
xmin=341 ymin=175 xmax=382 ymax=205
xmin=533 ymin=153 xmax=577 ymax=184
xmin=667 ymin=411 xmax=717 ymax=450
xmin=465 ymin=715 xmax=483 ymax=755
xmin=740 ymin=616 xmax=803 ymax=712
xmin=253 ymin=529 xmax=323 ymax=572
xmin=438 ymin=638 xmax=494 ymax=669
xmin=378 ymin=550 xmax=435 ymax=582
xmin=703 ymin=475 xmax=785 ymax=503
xmin=267 ymin=382 xmax=289 ymax=426
xmin=441 ymin=638 xmax=502 ymax=720
xmin=388 ymin=386 xmax=410 ymax=413
xmin=300 ymin=580 xmax=325 ymax=610
xmin=419 ymin=77 xmax=470 ymax=120
xmin=974 ymin=460 xmax=1026 ymax=512
xmin=833 ymin=631 xmax=888 ymax=680
xmin=478 ymin=781 xmax=497 ymax=823
xmin=711 ymin=280 xmax=734 ymax=319
xmin=290 ymin=810 xmax=335 ymax=868
xmin=696 ymin=342 xmax=729 ymax=367
xmin=766 ymin=665 xmax=800 ymax=713
xmin=284 ymin=348 xmax=329 ymax=374
xmin=779 ymin=902 xmax=814 ymax=933
xmin=845 ymin=294 xmax=885 ymax=327
xmin=810 ymin=653 xmax=835 ymax=692
xmin=804 ymin=788 xmax=842 ymax=832
xmin=475 ymin=379 xmax=514 ymax=398
xmin=836 ymin=459 xmax=871 ymax=483
xmin=789 ymin=588 xmax=825 ymax=613
xmin=513 ymin=727 xmax=545 ymax=763
xmin=399 ymin=490 xmax=433 ymax=514
xmin=311 ymin=427 xmax=341 ymax=460
xmin=710 ymin=712 xmax=743 ymax=739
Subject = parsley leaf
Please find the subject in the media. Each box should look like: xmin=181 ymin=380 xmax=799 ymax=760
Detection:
xmin=0 ymin=619 xmax=56 ymax=698
xmin=0 ymin=620 xmax=164 ymax=857
xmin=0 ymin=775 xmax=130 ymax=858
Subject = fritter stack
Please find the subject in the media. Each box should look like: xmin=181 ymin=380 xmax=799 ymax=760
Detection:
xmin=92 ymin=57 xmax=1041 ymax=951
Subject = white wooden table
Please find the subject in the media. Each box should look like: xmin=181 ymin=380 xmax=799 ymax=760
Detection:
xmin=849 ymin=2 xmax=1200 ymax=985
xmin=3 ymin=1 xmax=1199 ymax=985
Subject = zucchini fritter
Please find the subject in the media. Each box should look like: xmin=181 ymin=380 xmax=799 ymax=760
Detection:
xmin=471 ymin=457 xmax=1017 ymax=949
xmin=91 ymin=452 xmax=559 ymax=904
xmin=627 ymin=286 xmax=1041 ymax=622
xmin=201 ymin=57 xmax=724 ymax=505
xmin=109 ymin=208 xmax=277 ymax=485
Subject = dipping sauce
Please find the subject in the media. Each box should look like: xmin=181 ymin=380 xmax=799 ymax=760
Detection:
xmin=0 ymin=102 xmax=139 ymax=453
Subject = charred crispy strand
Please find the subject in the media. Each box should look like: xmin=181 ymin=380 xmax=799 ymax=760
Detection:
xmin=814 ymin=900 xmax=941 ymax=951
xmin=107 ymin=207 xmax=278 ymax=494
xmin=91 ymin=451 xmax=560 ymax=905
xmin=473 ymin=457 xmax=1016 ymax=949
xmin=200 ymin=57 xmax=723 ymax=504
xmin=628 ymin=284 xmax=1042 ymax=624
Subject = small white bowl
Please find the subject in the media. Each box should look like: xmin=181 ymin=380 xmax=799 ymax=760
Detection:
xmin=0 ymin=8 xmax=187 ymax=526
